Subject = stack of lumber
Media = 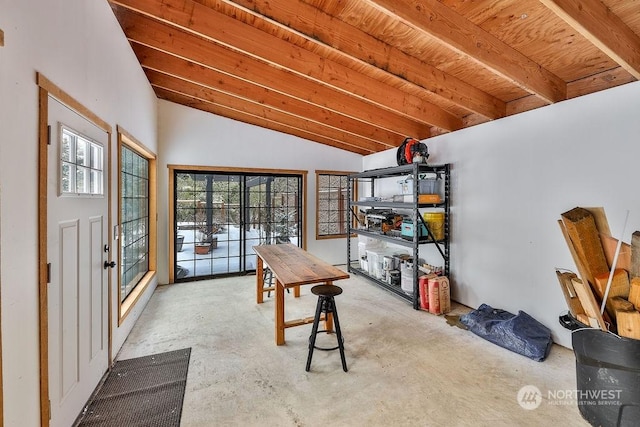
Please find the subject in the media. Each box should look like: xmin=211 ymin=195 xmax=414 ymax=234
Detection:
xmin=558 ymin=207 xmax=640 ymax=339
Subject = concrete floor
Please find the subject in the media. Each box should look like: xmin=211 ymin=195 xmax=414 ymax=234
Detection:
xmin=116 ymin=271 xmax=590 ymax=427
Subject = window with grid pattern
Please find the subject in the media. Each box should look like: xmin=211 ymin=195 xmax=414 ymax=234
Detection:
xmin=120 ymin=145 xmax=150 ymax=302
xmin=60 ymin=126 xmax=103 ymax=195
xmin=316 ymin=171 xmax=355 ymax=239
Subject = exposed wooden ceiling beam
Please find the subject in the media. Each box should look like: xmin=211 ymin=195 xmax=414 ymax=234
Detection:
xmin=111 ymin=6 xmax=431 ymax=141
xmin=540 ymin=0 xmax=640 ymax=79
xmin=566 ymin=66 xmax=637 ymax=99
xmin=365 ymin=0 xmax=567 ymax=104
xmin=507 ymin=66 xmax=637 ymax=116
xmin=153 ymin=87 xmax=374 ymax=155
xmin=132 ymin=43 xmax=398 ymax=149
xmin=215 ymin=0 xmax=505 ymax=120
xmin=110 ymin=0 xmax=462 ymax=132
xmin=143 ymin=61 xmax=391 ymax=152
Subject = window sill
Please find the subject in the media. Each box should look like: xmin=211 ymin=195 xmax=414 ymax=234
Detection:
xmin=119 ymin=270 xmax=156 ymax=325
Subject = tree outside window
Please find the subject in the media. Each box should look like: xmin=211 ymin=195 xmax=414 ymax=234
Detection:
xmin=316 ymin=171 xmax=356 ymax=239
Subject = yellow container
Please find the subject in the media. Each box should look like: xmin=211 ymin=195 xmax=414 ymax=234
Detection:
xmin=423 ymin=212 xmax=445 ymax=241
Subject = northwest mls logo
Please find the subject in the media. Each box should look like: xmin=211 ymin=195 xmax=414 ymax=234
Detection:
xmin=517 ymin=385 xmax=542 ymax=410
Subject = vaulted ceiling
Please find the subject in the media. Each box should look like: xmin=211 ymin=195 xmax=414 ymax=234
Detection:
xmin=108 ymin=0 xmax=640 ymax=155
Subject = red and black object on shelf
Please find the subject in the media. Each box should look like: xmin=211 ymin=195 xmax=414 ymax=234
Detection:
xmin=396 ymin=137 xmax=429 ymax=165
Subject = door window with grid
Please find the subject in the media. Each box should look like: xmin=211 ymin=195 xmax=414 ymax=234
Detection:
xmin=60 ymin=125 xmax=103 ymax=196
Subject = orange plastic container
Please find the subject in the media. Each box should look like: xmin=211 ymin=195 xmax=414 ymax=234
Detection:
xmin=419 ymin=276 xmax=430 ymax=310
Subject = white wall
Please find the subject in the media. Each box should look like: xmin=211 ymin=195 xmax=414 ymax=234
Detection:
xmin=0 ymin=1 xmax=157 ymax=425
xmin=364 ymin=81 xmax=640 ymax=348
xmin=157 ymin=100 xmax=363 ymax=284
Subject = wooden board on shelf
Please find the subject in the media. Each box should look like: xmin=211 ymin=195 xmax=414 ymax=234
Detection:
xmin=593 ymin=268 xmax=630 ymax=300
xmin=571 ymin=277 xmax=607 ymax=331
xmin=583 ymin=207 xmax=630 ymax=271
xmin=558 ymin=219 xmax=615 ymax=328
xmin=584 ymin=207 xmax=611 ymax=237
xmin=616 ymin=310 xmax=640 ymax=340
xmin=628 ymin=278 xmax=640 ymax=310
xmin=561 ymin=207 xmax=610 ymax=287
xmin=601 ymin=235 xmax=631 ymax=271
xmin=631 ymin=231 xmax=640 ymax=279
xmin=555 ymin=270 xmax=584 ymax=317
xmin=608 ymin=296 xmax=634 ymax=323
xmin=558 ymin=219 xmax=593 ymax=292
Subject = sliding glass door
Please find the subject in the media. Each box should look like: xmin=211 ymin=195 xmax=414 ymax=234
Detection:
xmin=243 ymin=175 xmax=302 ymax=270
xmin=174 ymin=170 xmax=302 ymax=281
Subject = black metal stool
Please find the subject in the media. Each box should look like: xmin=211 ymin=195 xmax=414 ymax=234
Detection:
xmin=263 ymin=267 xmax=289 ymax=298
xmin=305 ymin=284 xmax=348 ymax=372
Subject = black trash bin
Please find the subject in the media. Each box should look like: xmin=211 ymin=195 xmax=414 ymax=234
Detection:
xmin=560 ymin=314 xmax=640 ymax=427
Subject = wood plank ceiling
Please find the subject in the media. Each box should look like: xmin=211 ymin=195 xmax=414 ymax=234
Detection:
xmin=108 ymin=0 xmax=640 ymax=155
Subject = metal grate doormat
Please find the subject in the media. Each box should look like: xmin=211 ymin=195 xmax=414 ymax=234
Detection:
xmin=74 ymin=348 xmax=191 ymax=427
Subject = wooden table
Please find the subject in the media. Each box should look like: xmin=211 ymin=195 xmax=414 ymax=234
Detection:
xmin=254 ymin=244 xmax=349 ymax=345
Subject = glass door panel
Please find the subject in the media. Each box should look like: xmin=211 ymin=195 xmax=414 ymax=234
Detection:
xmin=244 ymin=175 xmax=302 ymax=271
xmin=174 ymin=171 xmax=302 ymax=281
xmin=175 ymin=172 xmax=242 ymax=280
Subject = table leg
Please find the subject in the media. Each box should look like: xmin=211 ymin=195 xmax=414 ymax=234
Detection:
xmin=276 ymin=279 xmax=285 ymax=345
xmin=325 ymin=312 xmax=335 ymax=333
xmin=256 ymin=256 xmax=264 ymax=304
xmin=324 ymin=281 xmax=335 ymax=332
xmin=294 ymin=285 xmax=300 ymax=298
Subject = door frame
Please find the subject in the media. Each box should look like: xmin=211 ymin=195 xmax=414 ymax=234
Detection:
xmin=168 ymin=165 xmax=307 ymax=283
xmin=37 ymin=73 xmax=113 ymax=426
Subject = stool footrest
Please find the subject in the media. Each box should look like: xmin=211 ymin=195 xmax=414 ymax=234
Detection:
xmin=312 ymin=345 xmax=340 ymax=351
xmin=310 ymin=330 xmax=344 ymax=351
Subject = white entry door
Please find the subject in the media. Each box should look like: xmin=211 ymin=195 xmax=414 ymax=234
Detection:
xmin=47 ymin=97 xmax=110 ymax=427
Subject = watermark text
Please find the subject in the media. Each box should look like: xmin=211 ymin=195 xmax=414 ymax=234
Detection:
xmin=517 ymin=385 xmax=622 ymax=410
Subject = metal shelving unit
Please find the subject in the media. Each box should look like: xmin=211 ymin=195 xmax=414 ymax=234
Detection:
xmin=347 ymin=163 xmax=450 ymax=309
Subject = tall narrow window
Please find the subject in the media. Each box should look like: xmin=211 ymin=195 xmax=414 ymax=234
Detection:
xmin=118 ymin=127 xmax=157 ymax=322
xmin=316 ymin=171 xmax=355 ymax=239
xmin=120 ymin=146 xmax=149 ymax=301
